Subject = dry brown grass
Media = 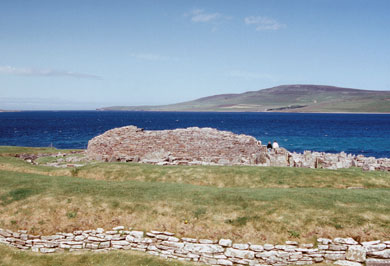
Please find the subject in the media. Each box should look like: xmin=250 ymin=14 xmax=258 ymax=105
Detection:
xmin=1 ymin=148 xmax=390 ymax=245
xmin=76 ymin=161 xmax=390 ymax=189
xmin=0 ymin=244 xmax=200 ymax=266
xmin=1 ymin=187 xmax=389 ymax=245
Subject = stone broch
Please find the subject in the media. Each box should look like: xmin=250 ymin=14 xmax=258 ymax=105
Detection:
xmin=86 ymin=125 xmax=390 ymax=171
xmin=87 ymin=126 xmax=266 ymax=165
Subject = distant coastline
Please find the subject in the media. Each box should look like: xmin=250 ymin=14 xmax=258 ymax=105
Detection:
xmin=0 ymin=109 xmax=20 ymax=113
xmin=96 ymin=109 xmax=390 ymax=115
xmin=98 ymin=84 xmax=390 ymax=114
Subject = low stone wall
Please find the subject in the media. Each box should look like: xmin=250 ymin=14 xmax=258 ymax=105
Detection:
xmin=1 ymin=227 xmax=390 ymax=266
xmin=289 ymin=151 xmax=390 ymax=171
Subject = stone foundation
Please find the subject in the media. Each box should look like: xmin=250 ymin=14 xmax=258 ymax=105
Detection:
xmin=1 ymin=227 xmax=390 ymax=266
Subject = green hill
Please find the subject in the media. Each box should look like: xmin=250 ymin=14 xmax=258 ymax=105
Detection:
xmin=100 ymin=84 xmax=390 ymax=113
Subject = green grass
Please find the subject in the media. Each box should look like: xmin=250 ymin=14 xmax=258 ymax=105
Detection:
xmin=75 ymin=161 xmax=390 ymax=189
xmin=0 ymin=244 xmax=200 ymax=266
xmin=2 ymin=151 xmax=390 ymax=190
xmin=1 ymin=146 xmax=390 ymax=245
xmin=1 ymin=169 xmax=390 ymax=243
xmin=0 ymin=146 xmax=81 ymax=156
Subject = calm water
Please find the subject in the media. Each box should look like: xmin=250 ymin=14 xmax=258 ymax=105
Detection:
xmin=0 ymin=111 xmax=389 ymax=158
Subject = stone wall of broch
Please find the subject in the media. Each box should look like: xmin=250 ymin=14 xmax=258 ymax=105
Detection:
xmin=1 ymin=227 xmax=390 ymax=266
xmin=87 ymin=126 xmax=390 ymax=171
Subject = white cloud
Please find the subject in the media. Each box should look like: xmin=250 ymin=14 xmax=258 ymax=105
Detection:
xmin=0 ymin=66 xmax=101 ymax=79
xmin=244 ymin=16 xmax=285 ymax=31
xmin=190 ymin=9 xmax=221 ymax=23
xmin=129 ymin=53 xmax=178 ymax=61
xmin=229 ymin=70 xmax=275 ymax=80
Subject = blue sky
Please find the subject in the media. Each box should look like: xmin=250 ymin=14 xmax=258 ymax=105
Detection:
xmin=1 ymin=0 xmax=389 ymax=110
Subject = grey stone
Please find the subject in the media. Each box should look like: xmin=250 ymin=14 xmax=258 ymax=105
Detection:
xmin=111 ymin=240 xmax=129 ymax=246
xmin=161 ymin=241 xmax=184 ymax=249
xmin=367 ymin=244 xmax=387 ymax=253
xmin=371 ymin=249 xmax=390 ymax=259
xmin=155 ymin=235 xmax=169 ymax=240
xmin=325 ymin=253 xmax=346 ymax=261
xmin=249 ymin=244 xmax=264 ymax=252
xmin=199 ymin=239 xmax=214 ymax=244
xmin=329 ymin=244 xmax=348 ymax=251
xmin=99 ymin=241 xmax=110 ymax=248
xmin=183 ymin=243 xmax=224 ymax=254
xmin=334 ymin=260 xmax=363 ymax=266
xmin=130 ymin=230 xmax=144 ymax=238
xmin=233 ymin=243 xmax=249 ymax=250
xmin=263 ymin=244 xmax=274 ymax=250
xmin=217 ymin=259 xmax=233 ymax=265
xmin=167 ymin=236 xmax=179 ymax=242
xmin=219 ymin=239 xmax=232 ymax=247
xmin=225 ymin=248 xmax=255 ymax=259
xmin=363 ymin=240 xmax=381 ymax=246
xmin=318 ymin=238 xmax=332 ymax=245
xmin=96 ymin=228 xmax=104 ymax=234
xmin=366 ymin=258 xmax=390 ymax=266
xmin=346 ymin=245 xmax=366 ymax=262
xmin=334 ymin=238 xmax=358 ymax=245
xmin=199 ymin=257 xmax=218 ymax=264
xmin=181 ymin=237 xmax=197 ymax=243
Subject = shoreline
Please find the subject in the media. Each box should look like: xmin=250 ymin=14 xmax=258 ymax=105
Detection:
xmin=2 ymin=109 xmax=390 ymax=114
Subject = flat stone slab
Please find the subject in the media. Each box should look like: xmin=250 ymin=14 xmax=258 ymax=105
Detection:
xmin=366 ymin=259 xmax=390 ymax=266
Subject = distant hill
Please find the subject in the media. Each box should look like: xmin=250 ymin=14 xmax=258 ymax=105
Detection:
xmin=0 ymin=109 xmax=18 ymax=112
xmin=99 ymin=84 xmax=390 ymax=113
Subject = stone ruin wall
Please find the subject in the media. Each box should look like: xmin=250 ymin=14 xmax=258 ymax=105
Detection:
xmin=87 ymin=126 xmax=390 ymax=171
xmin=87 ymin=126 xmax=266 ymax=166
xmin=1 ymin=227 xmax=390 ymax=266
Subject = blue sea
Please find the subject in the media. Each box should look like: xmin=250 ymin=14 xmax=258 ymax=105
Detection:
xmin=0 ymin=111 xmax=390 ymax=158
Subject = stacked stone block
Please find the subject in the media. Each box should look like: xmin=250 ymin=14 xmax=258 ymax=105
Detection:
xmin=2 ymin=227 xmax=390 ymax=266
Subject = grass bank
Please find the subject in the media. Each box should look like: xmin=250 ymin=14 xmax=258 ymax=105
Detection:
xmin=1 ymin=155 xmax=390 ymax=190
xmin=0 ymin=146 xmax=82 ymax=156
xmin=0 ymin=244 xmax=199 ymax=266
xmin=0 ymin=146 xmax=389 ymax=244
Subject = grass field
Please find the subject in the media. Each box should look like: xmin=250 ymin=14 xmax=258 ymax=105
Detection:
xmin=1 ymin=146 xmax=390 ymax=265
xmin=0 ymin=244 xmax=200 ymax=266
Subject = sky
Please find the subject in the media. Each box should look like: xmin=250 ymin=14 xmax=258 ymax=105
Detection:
xmin=1 ymin=0 xmax=390 ymax=110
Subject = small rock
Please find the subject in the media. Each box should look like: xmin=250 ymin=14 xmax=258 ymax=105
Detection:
xmin=334 ymin=260 xmax=363 ymax=266
xmin=218 ymin=239 xmax=232 ymax=247
xmin=346 ymin=245 xmax=366 ymax=262
xmin=232 ymin=243 xmax=249 ymax=250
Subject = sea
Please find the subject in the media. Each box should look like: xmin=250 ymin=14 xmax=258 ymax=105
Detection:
xmin=0 ymin=111 xmax=390 ymax=158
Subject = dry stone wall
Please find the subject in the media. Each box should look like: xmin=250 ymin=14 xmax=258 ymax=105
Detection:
xmin=2 ymin=227 xmax=390 ymax=266
xmin=87 ymin=126 xmax=390 ymax=171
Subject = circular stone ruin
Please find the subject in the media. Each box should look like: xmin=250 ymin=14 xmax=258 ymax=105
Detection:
xmin=86 ymin=125 xmax=267 ymax=165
